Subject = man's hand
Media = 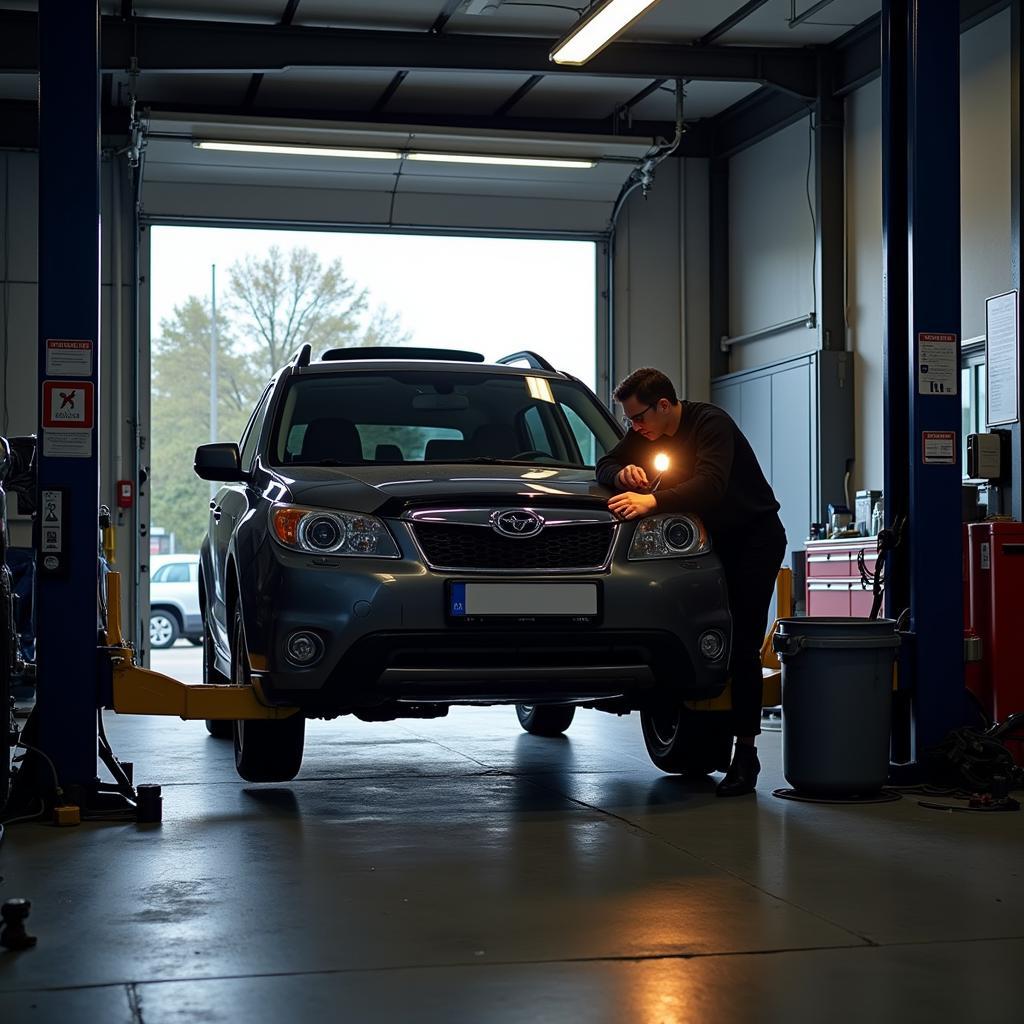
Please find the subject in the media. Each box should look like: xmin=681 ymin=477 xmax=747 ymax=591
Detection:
xmin=615 ymin=464 xmax=649 ymax=490
xmin=608 ymin=491 xmax=657 ymax=520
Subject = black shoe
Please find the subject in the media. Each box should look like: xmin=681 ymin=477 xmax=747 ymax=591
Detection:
xmin=716 ymin=745 xmax=760 ymax=798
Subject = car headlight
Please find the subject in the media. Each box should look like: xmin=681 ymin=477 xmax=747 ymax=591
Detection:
xmin=628 ymin=514 xmax=710 ymax=560
xmin=270 ymin=504 xmax=400 ymax=558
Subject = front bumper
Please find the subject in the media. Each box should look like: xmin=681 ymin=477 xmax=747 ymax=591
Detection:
xmin=240 ymin=521 xmax=731 ymax=711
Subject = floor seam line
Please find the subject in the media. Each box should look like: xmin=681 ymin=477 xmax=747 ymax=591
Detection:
xmin=517 ymin=773 xmax=879 ymax=948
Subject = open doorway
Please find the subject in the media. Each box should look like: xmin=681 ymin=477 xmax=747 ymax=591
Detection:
xmin=145 ymin=225 xmax=597 ymax=676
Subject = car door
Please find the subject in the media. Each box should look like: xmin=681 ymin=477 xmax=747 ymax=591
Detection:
xmin=209 ymin=384 xmax=274 ymax=640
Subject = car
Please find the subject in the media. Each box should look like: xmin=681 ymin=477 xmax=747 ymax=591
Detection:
xmin=149 ymin=553 xmax=202 ymax=649
xmin=194 ymin=346 xmax=733 ymax=782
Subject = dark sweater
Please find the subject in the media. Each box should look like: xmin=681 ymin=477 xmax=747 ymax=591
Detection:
xmin=596 ymin=401 xmax=782 ymax=541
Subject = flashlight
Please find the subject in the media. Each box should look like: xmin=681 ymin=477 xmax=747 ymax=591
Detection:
xmin=649 ymin=453 xmax=670 ymax=492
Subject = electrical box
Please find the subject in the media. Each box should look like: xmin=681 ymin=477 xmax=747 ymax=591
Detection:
xmin=966 ymin=432 xmax=1002 ymax=479
xmin=116 ymin=480 xmax=133 ymax=509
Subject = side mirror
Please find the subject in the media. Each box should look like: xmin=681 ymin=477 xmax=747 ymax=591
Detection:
xmin=194 ymin=443 xmax=246 ymax=482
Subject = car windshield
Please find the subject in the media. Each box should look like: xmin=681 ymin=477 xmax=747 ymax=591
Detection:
xmin=269 ymin=369 xmax=622 ymax=468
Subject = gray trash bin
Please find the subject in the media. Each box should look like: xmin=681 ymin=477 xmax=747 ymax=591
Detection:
xmin=773 ymin=618 xmax=900 ymax=796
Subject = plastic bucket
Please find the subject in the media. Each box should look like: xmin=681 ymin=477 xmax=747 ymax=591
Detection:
xmin=773 ymin=618 xmax=900 ymax=796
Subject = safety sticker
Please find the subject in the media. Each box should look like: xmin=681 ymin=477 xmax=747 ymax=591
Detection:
xmin=917 ymin=332 xmax=958 ymax=395
xmin=42 ymin=381 xmax=94 ymax=428
xmin=41 ymin=490 xmax=62 ymax=553
xmin=921 ymin=430 xmax=957 ymax=464
xmin=45 ymin=338 xmax=93 ymax=377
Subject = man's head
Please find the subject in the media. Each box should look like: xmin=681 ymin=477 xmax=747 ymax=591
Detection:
xmin=613 ymin=368 xmax=681 ymax=440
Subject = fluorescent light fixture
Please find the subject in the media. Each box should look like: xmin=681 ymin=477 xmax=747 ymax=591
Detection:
xmin=194 ymin=141 xmax=594 ymax=169
xmin=194 ymin=141 xmax=402 ymax=159
xmin=525 ymin=376 xmax=556 ymax=403
xmin=550 ymin=0 xmax=663 ymax=66
xmin=408 ymin=152 xmax=595 ymax=169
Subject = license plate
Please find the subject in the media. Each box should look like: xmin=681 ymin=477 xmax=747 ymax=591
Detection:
xmin=449 ymin=582 xmax=598 ymax=619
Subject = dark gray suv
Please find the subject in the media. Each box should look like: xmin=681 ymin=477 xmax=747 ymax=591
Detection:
xmin=195 ymin=347 xmax=732 ymax=782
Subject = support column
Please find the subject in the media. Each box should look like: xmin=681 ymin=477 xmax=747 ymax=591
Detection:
xmin=1005 ymin=0 xmax=1024 ymax=521
xmin=883 ymin=0 xmax=968 ymax=760
xmin=34 ymin=0 xmax=101 ymax=795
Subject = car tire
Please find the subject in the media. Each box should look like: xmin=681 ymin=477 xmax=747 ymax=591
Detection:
xmin=188 ymin=637 xmax=203 ymax=648
xmin=515 ymin=703 xmax=575 ymax=737
xmin=640 ymin=702 xmax=733 ymax=776
xmin=202 ymin=614 xmax=233 ymax=739
xmin=230 ymin=604 xmax=304 ymax=782
xmin=149 ymin=610 xmax=179 ymax=650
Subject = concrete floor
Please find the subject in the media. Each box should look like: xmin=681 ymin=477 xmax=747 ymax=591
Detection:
xmin=1 ymin=703 xmax=1023 ymax=1023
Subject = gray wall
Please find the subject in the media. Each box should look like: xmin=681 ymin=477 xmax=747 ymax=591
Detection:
xmin=843 ymin=8 xmax=1012 ymax=493
xmin=961 ymin=8 xmax=1012 ymax=343
xmin=610 ymin=158 xmax=710 ymax=405
xmin=727 ymin=116 xmax=819 ymax=371
xmin=846 ymin=78 xmax=885 ymax=494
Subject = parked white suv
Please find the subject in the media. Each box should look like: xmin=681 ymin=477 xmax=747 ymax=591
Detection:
xmin=149 ymin=553 xmax=202 ymax=649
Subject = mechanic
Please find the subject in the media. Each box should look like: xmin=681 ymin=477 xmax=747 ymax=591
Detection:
xmin=596 ymin=367 xmax=787 ymax=797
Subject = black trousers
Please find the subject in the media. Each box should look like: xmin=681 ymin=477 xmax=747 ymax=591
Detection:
xmin=717 ymin=519 xmax=788 ymax=739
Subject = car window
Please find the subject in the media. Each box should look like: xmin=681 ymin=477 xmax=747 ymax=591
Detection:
xmin=153 ymin=563 xmax=190 ymax=583
xmin=239 ymin=384 xmax=274 ymax=470
xmin=271 ymin=370 xmax=620 ymax=467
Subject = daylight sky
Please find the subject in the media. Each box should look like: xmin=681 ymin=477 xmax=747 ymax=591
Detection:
xmin=149 ymin=226 xmax=597 ymax=387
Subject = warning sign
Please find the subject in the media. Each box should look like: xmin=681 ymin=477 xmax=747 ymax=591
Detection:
xmin=42 ymin=381 xmax=94 ymax=429
xmin=917 ymin=332 xmax=958 ymax=395
xmin=922 ymin=431 xmax=957 ymax=464
xmin=45 ymin=338 xmax=93 ymax=377
xmin=40 ymin=490 xmax=63 ymax=554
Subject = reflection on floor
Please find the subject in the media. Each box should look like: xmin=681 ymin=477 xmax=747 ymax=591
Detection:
xmin=1 ymin=707 xmax=1022 ymax=1023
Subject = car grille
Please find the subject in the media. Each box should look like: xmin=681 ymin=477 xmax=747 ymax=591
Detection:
xmin=412 ymin=522 xmax=614 ymax=571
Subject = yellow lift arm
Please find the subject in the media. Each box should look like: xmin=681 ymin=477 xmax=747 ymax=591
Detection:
xmin=103 ymin=572 xmax=298 ymax=721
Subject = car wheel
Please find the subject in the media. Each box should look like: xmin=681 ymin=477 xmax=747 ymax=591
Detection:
xmin=230 ymin=604 xmax=304 ymax=782
xmin=202 ymin=613 xmax=232 ymax=738
xmin=515 ymin=703 xmax=575 ymax=737
xmin=640 ymin=701 xmax=733 ymax=776
xmin=149 ymin=610 xmax=179 ymax=649
xmin=188 ymin=638 xmax=203 ymax=648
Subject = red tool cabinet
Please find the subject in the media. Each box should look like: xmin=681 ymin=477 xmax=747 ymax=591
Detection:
xmin=967 ymin=522 xmax=1024 ymax=725
xmin=805 ymin=537 xmax=880 ymax=618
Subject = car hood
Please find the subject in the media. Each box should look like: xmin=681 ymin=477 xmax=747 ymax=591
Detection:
xmin=268 ymin=463 xmax=613 ymax=516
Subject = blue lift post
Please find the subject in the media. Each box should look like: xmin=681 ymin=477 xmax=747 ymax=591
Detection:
xmin=882 ymin=0 xmax=969 ymax=762
xmin=32 ymin=0 xmax=102 ymax=801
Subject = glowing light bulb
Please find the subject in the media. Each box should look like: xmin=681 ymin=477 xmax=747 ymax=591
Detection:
xmin=654 ymin=453 xmax=670 ymax=473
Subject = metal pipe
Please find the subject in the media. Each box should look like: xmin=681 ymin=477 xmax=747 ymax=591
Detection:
xmin=720 ymin=312 xmax=816 ymax=351
xmin=110 ymin=156 xmax=123 ymax=507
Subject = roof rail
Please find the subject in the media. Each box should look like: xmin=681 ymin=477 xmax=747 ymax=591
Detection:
xmin=319 ymin=346 xmax=485 ymax=363
xmin=496 ymin=350 xmax=556 ymax=372
xmin=290 ymin=344 xmax=312 ymax=369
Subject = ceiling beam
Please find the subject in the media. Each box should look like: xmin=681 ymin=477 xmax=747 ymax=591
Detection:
xmin=710 ymin=87 xmax=811 ymax=160
xmin=494 ymin=74 xmax=543 ymax=117
xmin=697 ymin=1 xmax=773 ymax=47
xmin=0 ymin=11 xmax=819 ymax=99
xmin=373 ymin=70 xmax=410 ymax=113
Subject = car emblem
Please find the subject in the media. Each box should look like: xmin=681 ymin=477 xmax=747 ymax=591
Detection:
xmin=492 ymin=509 xmax=544 ymax=538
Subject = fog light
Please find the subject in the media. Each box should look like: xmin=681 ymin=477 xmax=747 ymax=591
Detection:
xmin=286 ymin=631 xmax=323 ymax=666
xmin=699 ymin=630 xmax=726 ymax=661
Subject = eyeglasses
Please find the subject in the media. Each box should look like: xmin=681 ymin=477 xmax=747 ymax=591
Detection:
xmin=622 ymin=403 xmax=655 ymax=428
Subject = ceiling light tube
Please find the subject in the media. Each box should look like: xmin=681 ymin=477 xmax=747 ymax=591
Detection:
xmin=550 ymin=0 xmax=663 ymax=66
xmin=407 ymin=152 xmax=595 ymax=169
xmin=194 ymin=141 xmax=402 ymax=159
